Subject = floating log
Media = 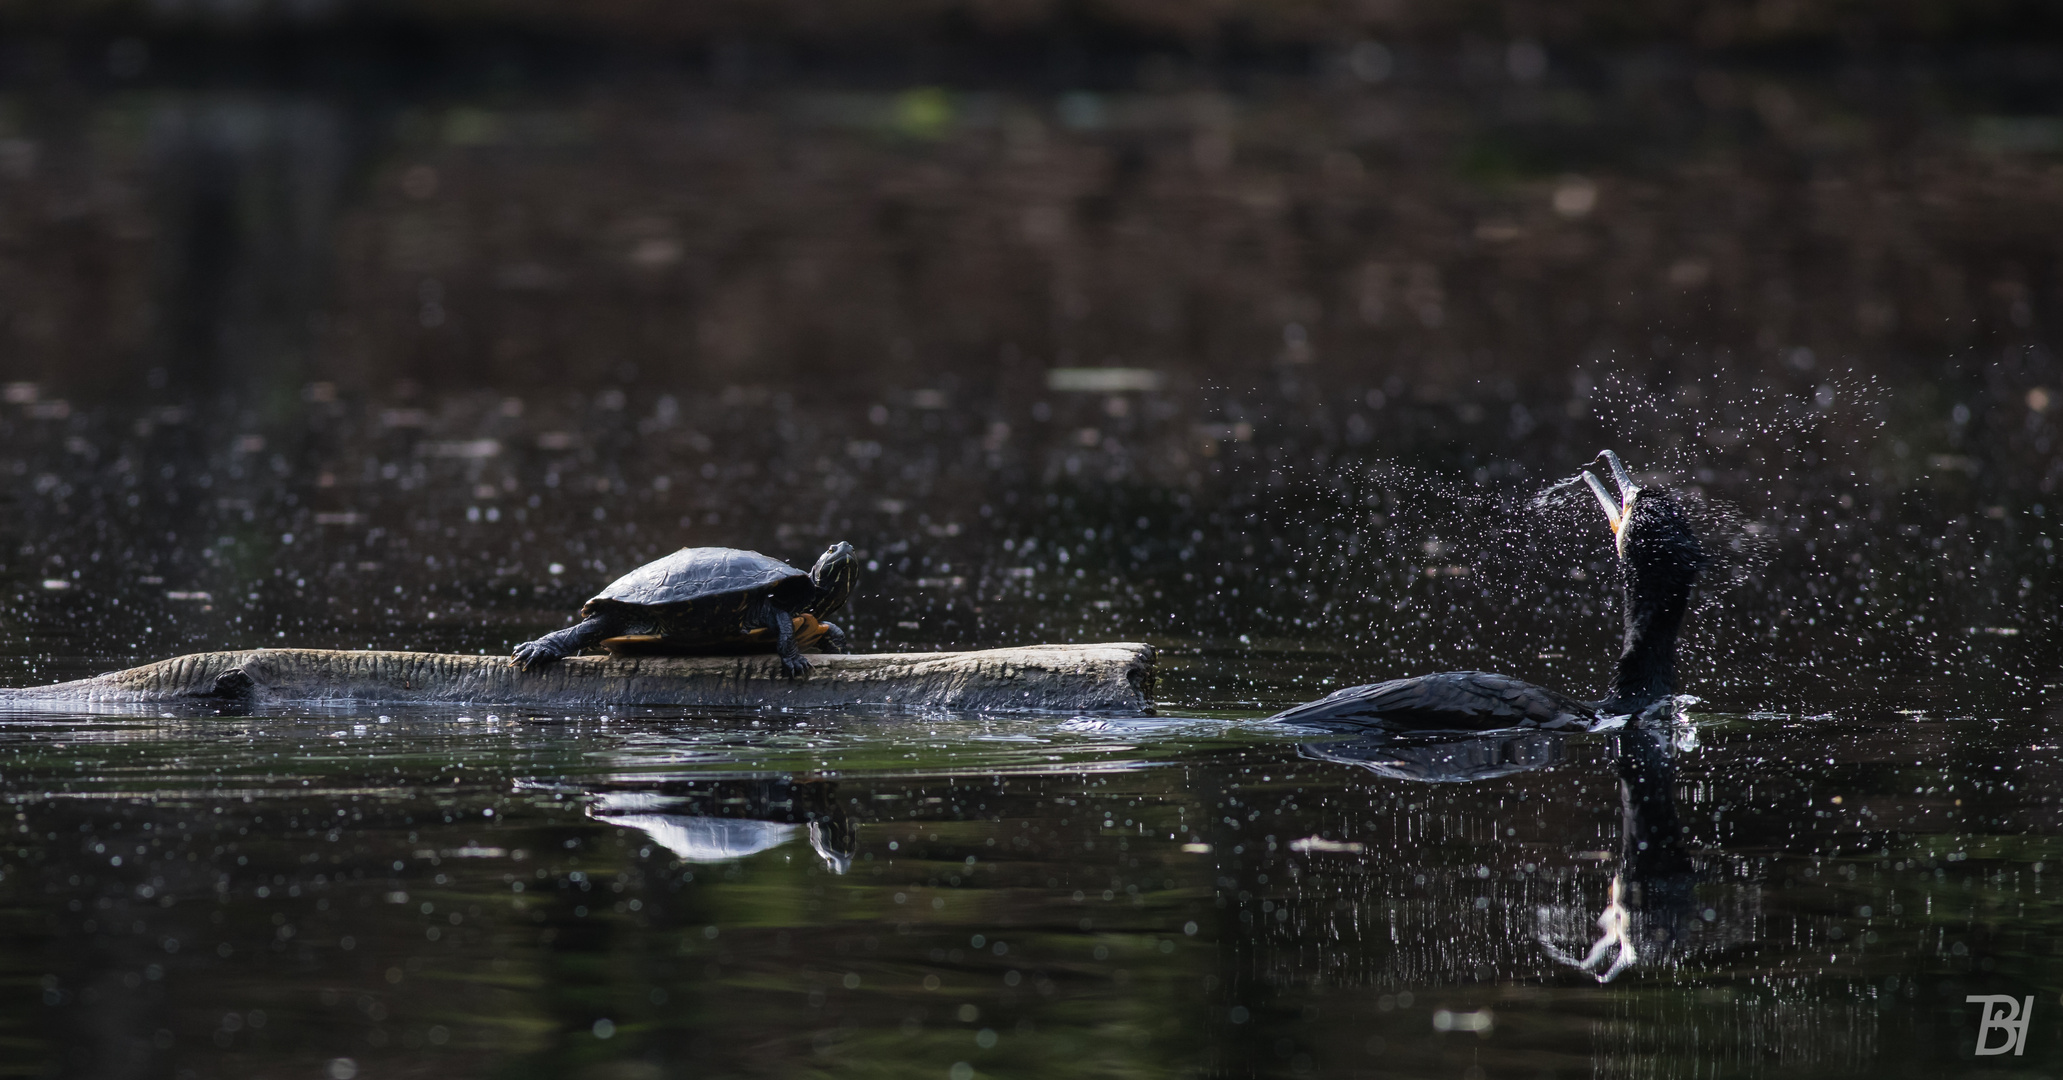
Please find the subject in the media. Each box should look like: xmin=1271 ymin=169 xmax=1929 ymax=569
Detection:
xmin=0 ymin=643 xmax=1158 ymax=715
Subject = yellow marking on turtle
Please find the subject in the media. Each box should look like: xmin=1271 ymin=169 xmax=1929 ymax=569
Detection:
xmin=791 ymin=614 xmax=833 ymax=648
xmin=599 ymin=614 xmax=833 ymax=657
xmin=597 ymin=634 xmax=670 ymax=656
xmin=736 ymin=614 xmax=833 ymax=647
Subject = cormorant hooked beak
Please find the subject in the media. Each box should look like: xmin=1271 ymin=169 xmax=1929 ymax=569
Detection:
xmin=1581 ymin=450 xmax=1641 ymax=545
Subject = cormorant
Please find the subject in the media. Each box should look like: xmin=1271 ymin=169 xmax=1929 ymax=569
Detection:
xmin=1268 ymin=451 xmax=1707 ymax=733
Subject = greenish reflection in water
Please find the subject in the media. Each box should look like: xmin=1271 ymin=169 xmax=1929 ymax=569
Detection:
xmin=3 ymin=707 xmax=2059 ymax=1076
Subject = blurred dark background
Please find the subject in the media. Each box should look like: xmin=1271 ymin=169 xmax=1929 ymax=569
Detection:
xmin=0 ymin=0 xmax=2059 ymax=400
xmin=0 ymin=0 xmax=2056 ymax=710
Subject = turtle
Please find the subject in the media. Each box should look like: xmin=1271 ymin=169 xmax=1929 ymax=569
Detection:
xmin=510 ymin=541 xmax=859 ymax=676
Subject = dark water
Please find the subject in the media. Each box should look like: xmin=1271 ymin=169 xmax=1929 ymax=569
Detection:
xmin=2 ymin=39 xmax=2061 ymax=1079
xmin=8 ymin=709 xmax=2063 ymax=1077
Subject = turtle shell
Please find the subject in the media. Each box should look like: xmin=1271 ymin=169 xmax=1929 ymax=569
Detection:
xmin=583 ymin=547 xmax=812 ymax=613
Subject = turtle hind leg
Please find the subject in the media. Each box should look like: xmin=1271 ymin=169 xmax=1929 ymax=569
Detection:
xmin=788 ymin=614 xmax=843 ymax=653
xmin=817 ymin=621 xmax=849 ymax=654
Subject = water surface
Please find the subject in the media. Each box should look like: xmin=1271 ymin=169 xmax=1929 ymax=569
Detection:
xmin=5 ymin=707 xmax=2061 ymax=1077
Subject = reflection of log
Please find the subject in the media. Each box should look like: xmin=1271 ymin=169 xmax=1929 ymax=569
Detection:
xmin=0 ymin=644 xmax=1157 ymax=715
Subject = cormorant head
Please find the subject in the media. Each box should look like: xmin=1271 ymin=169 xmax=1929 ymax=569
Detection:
xmin=1616 ymin=486 xmax=1708 ymax=588
xmin=1579 ymin=451 xmax=1705 ymax=581
xmin=806 ymin=541 xmax=859 ymax=617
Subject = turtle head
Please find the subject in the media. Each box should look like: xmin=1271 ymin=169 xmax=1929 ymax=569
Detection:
xmin=804 ymin=541 xmax=859 ymax=617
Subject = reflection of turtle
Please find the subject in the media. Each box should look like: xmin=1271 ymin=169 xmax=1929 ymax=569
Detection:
xmin=512 ymin=542 xmax=858 ymax=676
xmin=583 ymin=778 xmax=856 ymax=874
xmin=594 ymin=804 xmax=801 ymax=863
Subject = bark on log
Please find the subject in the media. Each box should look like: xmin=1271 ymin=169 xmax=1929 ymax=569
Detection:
xmin=0 ymin=643 xmax=1157 ymax=715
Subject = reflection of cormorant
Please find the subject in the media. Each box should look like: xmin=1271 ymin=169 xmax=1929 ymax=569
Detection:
xmin=1297 ymin=729 xmax=1562 ymax=783
xmin=1539 ymin=724 xmax=1697 ymax=981
xmin=1269 ymin=451 xmax=1708 ymax=733
xmin=584 ymin=776 xmax=856 ymax=873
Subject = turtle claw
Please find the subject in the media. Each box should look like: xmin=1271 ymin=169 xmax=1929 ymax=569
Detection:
xmin=510 ymin=641 xmax=558 ymax=672
xmin=780 ymin=653 xmax=813 ymax=678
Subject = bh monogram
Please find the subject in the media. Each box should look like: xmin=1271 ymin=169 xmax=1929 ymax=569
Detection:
xmin=1968 ymin=995 xmax=2034 ymax=1057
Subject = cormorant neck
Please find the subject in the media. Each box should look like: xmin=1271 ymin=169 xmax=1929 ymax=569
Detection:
xmin=1601 ymin=545 xmax=1696 ymax=713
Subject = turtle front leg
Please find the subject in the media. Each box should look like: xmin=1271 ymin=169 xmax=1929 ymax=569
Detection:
xmin=817 ymin=622 xmax=849 ymax=654
xmin=765 ymin=605 xmax=810 ymax=677
xmin=512 ymin=612 xmax=622 ymax=671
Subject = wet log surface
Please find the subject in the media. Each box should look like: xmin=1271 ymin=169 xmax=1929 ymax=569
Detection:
xmin=0 ymin=644 xmax=1158 ymax=715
